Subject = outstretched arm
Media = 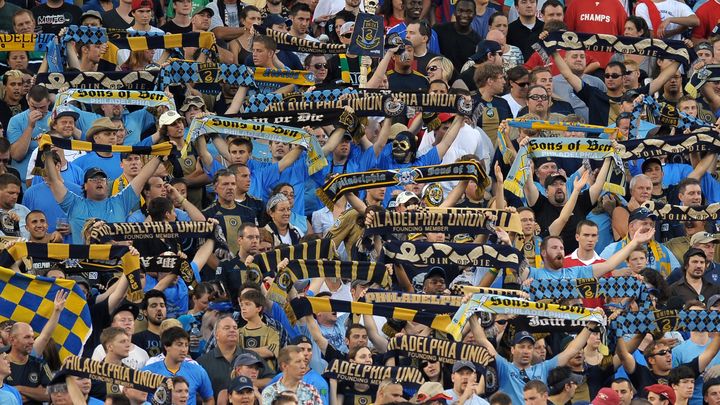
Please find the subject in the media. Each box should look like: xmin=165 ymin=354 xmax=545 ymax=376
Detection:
xmin=33 ymin=289 xmax=67 ymax=355
xmin=130 ymin=156 xmax=163 ymax=195
xmin=468 ymin=313 xmax=498 ymax=356
xmin=648 ymin=61 xmax=681 ymax=95
xmin=592 ymin=227 xmax=656 ymax=277
xmin=700 ymin=333 xmax=720 ymax=372
xmin=44 ymin=153 xmax=68 ymax=203
xmin=589 ymin=158 xmax=612 ymax=205
xmin=556 ymin=326 xmax=592 ymax=365
xmin=374 ymin=118 xmax=392 ymax=158
xmin=552 ymin=50 xmax=583 ymax=92
xmin=435 ymin=115 xmax=465 ymax=159
xmin=549 ymin=170 xmax=588 ymax=236
xmin=278 ymin=145 xmax=305 ymax=172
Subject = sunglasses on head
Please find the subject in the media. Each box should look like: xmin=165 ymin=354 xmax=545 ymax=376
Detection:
xmin=604 ymin=73 xmax=622 ymax=79
xmin=313 ymin=63 xmax=327 ymax=69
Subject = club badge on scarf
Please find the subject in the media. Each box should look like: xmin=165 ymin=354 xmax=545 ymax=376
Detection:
xmin=613 ymin=310 xmax=720 ymax=336
xmin=157 ymin=60 xmax=255 ymax=90
xmin=685 ymin=65 xmax=720 ymax=98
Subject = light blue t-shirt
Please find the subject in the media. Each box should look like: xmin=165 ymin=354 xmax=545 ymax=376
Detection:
xmin=672 ymin=337 xmax=720 ymax=405
xmin=378 ymin=146 xmax=441 ymax=206
xmin=141 ymin=359 xmax=213 ymax=405
xmin=600 ymin=241 xmax=679 ymax=275
xmin=528 ymin=265 xmax=594 ymax=280
xmin=31 ymin=161 xmax=85 ymax=189
xmin=0 ymin=383 xmax=21 ymax=405
xmin=59 ymin=186 xmax=140 ymax=243
xmin=77 ymin=108 xmax=156 ymax=145
xmin=144 ymin=262 xmax=202 ymax=319
xmin=72 ymin=152 xmax=123 ymax=182
xmin=7 ymin=109 xmax=52 ymax=183
xmin=495 ymin=354 xmax=559 ymax=405
xmin=23 ymin=181 xmax=83 ymax=237
xmin=127 ymin=208 xmax=191 ymax=223
xmin=270 ymin=370 xmax=329 ymax=405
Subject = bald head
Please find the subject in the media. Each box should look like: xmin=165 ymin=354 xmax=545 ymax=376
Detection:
xmin=486 ymin=29 xmax=505 ymax=45
xmin=9 ymin=322 xmax=34 ymax=356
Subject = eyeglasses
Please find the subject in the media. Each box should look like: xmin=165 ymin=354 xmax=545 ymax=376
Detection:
xmin=427 ymin=65 xmax=439 ymax=72
xmin=86 ymin=177 xmax=106 ymax=183
xmin=528 ymin=94 xmax=549 ymax=101
xmin=492 ymin=51 xmax=503 ymax=56
xmin=652 ymin=349 xmax=672 ymax=356
xmin=341 ymin=33 xmax=353 ymax=39
xmin=513 ymin=81 xmax=530 ymax=87
xmin=604 ymin=73 xmax=622 ymax=79
xmin=313 ymin=63 xmax=327 ymax=69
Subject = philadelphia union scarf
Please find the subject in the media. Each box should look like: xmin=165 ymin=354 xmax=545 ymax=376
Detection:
xmin=384 ymin=240 xmax=521 ymax=270
xmin=525 ymin=276 xmax=646 ymax=300
xmin=316 ymin=161 xmax=488 ymax=208
xmin=244 ymin=88 xmax=358 ymax=113
xmin=630 ymin=96 xmax=714 ymax=137
xmin=0 ymin=33 xmax=55 ymax=51
xmin=88 ymin=221 xmax=221 ymax=243
xmin=290 ymin=296 xmax=455 ymax=335
xmin=255 ymin=25 xmax=347 ymax=55
xmin=186 ymin=115 xmax=327 ymax=174
xmin=55 ymin=88 xmax=176 ymax=111
xmin=36 ymin=71 xmax=158 ymax=92
xmin=450 ymin=285 xmax=529 ymax=298
xmin=685 ymin=65 xmax=720 ymax=98
xmin=541 ymin=30 xmax=694 ymax=67
xmin=504 ymin=136 xmax=624 ymax=197
xmin=449 ymin=293 xmax=606 ymax=341
xmin=618 ymin=129 xmax=720 ymax=160
xmin=0 ymin=242 xmax=144 ymax=302
xmin=61 ymin=356 xmax=170 ymax=405
xmin=103 ymin=32 xmax=216 ymax=65
xmin=140 ymin=255 xmax=198 ymax=291
xmin=365 ymin=209 xmax=521 ymax=237
xmin=323 ymin=359 xmax=425 ymax=387
xmin=268 ymin=259 xmax=390 ymax=304
xmin=362 ymin=290 xmax=463 ymax=312
xmin=613 ymin=309 xmax=720 ymax=335
xmin=386 ymin=335 xmax=492 ymax=366
xmin=156 ymin=60 xmax=255 ymax=91
xmin=642 ymin=201 xmax=720 ymax=221
xmin=255 ymin=239 xmax=335 ymax=273
xmin=33 ymin=135 xmax=175 ymax=175
xmin=425 ymin=207 xmax=524 ymax=235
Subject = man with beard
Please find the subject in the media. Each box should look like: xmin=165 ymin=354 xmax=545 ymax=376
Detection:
xmin=218 ymin=223 xmax=262 ymax=305
xmin=670 ymin=249 xmax=720 ymax=302
xmin=0 ymin=71 xmax=26 ymax=131
xmin=374 ymin=113 xmax=466 ymax=205
xmin=433 ymin=0 xmax=480 ymax=70
xmin=5 ymin=291 xmax=67 ymax=405
xmin=132 ymin=290 xmax=167 ymax=357
xmin=388 ymin=0 xmax=441 ymax=54
xmin=526 ymin=161 xmax=610 ymax=252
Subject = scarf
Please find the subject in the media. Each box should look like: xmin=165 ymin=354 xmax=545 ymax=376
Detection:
xmin=317 ymin=161 xmax=488 ymax=208
xmin=642 ymin=201 xmax=720 ymax=221
xmin=613 ymin=310 xmax=720 ymax=335
xmin=385 ymin=335 xmax=492 ymax=366
xmin=618 ymin=129 xmax=720 ymax=160
xmin=0 ymin=242 xmax=144 ymax=302
xmin=450 ymin=285 xmax=529 ymax=298
xmin=290 ymin=296 xmax=455 ymax=335
xmin=347 ymin=13 xmax=384 ymax=57
xmin=685 ymin=65 xmax=720 ymax=98
xmin=55 ymin=88 xmax=176 ymax=111
xmin=61 ymin=356 xmax=170 ymax=405
xmin=267 ymin=259 xmax=390 ymax=304
xmin=630 ymin=96 xmax=714 ymax=136
xmin=140 ymin=255 xmax=198 ymax=291
xmin=0 ymin=33 xmax=55 ymax=51
xmin=156 ymin=60 xmax=255 ymax=91
xmin=449 ymin=293 xmax=606 ymax=341
xmin=323 ymin=359 xmax=425 ymax=387
xmin=255 ymin=239 xmax=335 ymax=273
xmin=425 ymin=207 xmax=524 ymax=235
xmin=365 ymin=211 xmax=500 ymax=237
xmin=618 ymin=234 xmax=672 ymax=277
xmin=524 ymin=276 xmax=646 ymax=300
xmin=362 ymin=290 xmax=463 ymax=312
xmin=103 ymin=31 xmax=216 ymax=65
xmin=88 ymin=220 xmax=220 ymax=242
xmin=504 ymin=136 xmax=624 ymax=198
xmin=186 ymin=115 xmax=327 ymax=174
xmin=244 ymin=88 xmax=359 ymax=113
xmin=254 ymin=25 xmax=347 ymax=55
xmin=541 ymin=30 xmax=695 ymax=68
xmin=36 ymin=71 xmax=159 ymax=92
xmin=384 ymin=240 xmax=521 ymax=270
xmin=253 ymin=67 xmax=316 ymax=86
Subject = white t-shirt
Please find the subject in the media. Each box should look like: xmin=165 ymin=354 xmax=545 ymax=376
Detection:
xmin=26 ymin=148 xmax=85 ymax=182
xmin=635 ymin=0 xmax=696 ymax=40
xmin=208 ymin=1 xmax=240 ymax=30
xmin=92 ymin=343 xmax=149 ymax=370
xmin=501 ymin=94 xmax=525 ymax=118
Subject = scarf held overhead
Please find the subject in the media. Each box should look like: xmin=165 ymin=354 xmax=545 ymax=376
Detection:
xmin=35 ymin=71 xmax=159 ymax=92
xmin=613 ymin=310 xmax=720 ymax=335
xmin=541 ymin=30 xmax=694 ymax=67
xmin=365 ymin=209 xmax=521 ymax=237
xmin=617 ymin=129 xmax=720 ymax=160
xmin=384 ymin=240 xmax=521 ymax=270
xmin=362 ymin=290 xmax=463 ymax=312
xmin=642 ymin=201 xmax=720 ymax=221
xmin=88 ymin=221 xmax=219 ymax=243
xmin=317 ymin=161 xmax=489 ymax=208
xmin=255 ymin=239 xmax=335 ymax=273
xmin=0 ymin=33 xmax=55 ymax=51
xmin=525 ymin=276 xmax=646 ymax=300
xmin=386 ymin=335 xmax=492 ymax=365
xmin=323 ymin=359 xmax=425 ymax=387
xmin=255 ymin=25 xmax=347 ymax=55
xmin=55 ymin=88 xmax=176 ymax=111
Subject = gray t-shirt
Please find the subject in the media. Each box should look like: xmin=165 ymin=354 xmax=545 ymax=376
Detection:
xmin=552 ymin=74 xmax=606 ymax=123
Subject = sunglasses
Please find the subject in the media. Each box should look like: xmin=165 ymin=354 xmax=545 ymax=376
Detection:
xmin=604 ymin=73 xmax=622 ymax=79
xmin=652 ymin=349 xmax=672 ymax=356
xmin=341 ymin=33 xmax=353 ymax=39
xmin=496 ymin=319 xmax=508 ymax=325
xmin=313 ymin=63 xmax=327 ymax=69
xmin=427 ymin=65 xmax=439 ymax=72
xmin=528 ymin=94 xmax=549 ymax=101
xmin=513 ymin=80 xmax=530 ymax=87
xmin=624 ymin=70 xmax=638 ymax=75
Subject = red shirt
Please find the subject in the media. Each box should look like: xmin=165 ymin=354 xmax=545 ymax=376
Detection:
xmin=692 ymin=0 xmax=720 ymax=39
xmin=563 ymin=250 xmax=606 ymax=308
xmin=564 ymin=0 xmax=627 ymax=68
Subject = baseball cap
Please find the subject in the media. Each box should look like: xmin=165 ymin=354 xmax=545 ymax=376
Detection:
xmin=437 ymin=113 xmax=455 ymax=123
xmin=691 ymin=231 xmax=720 ymax=246
xmin=544 ymin=172 xmax=567 ymax=188
xmin=261 ymin=14 xmax=292 ymax=30
xmin=533 ymin=157 xmax=555 ymax=169
xmin=415 ymin=382 xmax=452 ymax=402
xmin=228 ymin=376 xmax=254 ymax=393
xmin=697 ymin=41 xmax=713 ymax=53
xmin=423 ymin=266 xmax=446 ymax=283
xmin=83 ymin=167 xmax=108 ymax=183
xmin=53 ymin=105 xmax=79 ymax=122
xmin=131 ymin=0 xmax=153 ymax=13
xmin=469 ymin=40 xmax=502 ymax=63
xmin=512 ymin=330 xmax=536 ymax=345
xmin=645 ymin=384 xmax=676 ymax=404
xmin=111 ymin=300 xmax=140 ymax=319
xmin=339 ymin=22 xmax=355 ymax=35
xmin=707 ymin=294 xmax=720 ymax=309
xmin=351 ymin=280 xmax=371 ymax=288
xmin=451 ymin=360 xmax=476 ymax=373
xmin=395 ymin=191 xmax=420 ymax=206
xmin=81 ymin=10 xmax=103 ymax=23
xmin=592 ymin=387 xmax=620 ymax=405
xmin=547 ymin=366 xmax=584 ymax=396
xmin=69 ymin=275 xmax=90 ymax=291
xmin=86 ymin=117 xmax=118 ymax=142
xmin=159 ymin=110 xmax=183 ymax=127
xmin=628 ymin=207 xmax=657 ymax=223
xmin=179 ymin=96 xmax=205 ymax=113
xmin=232 ymin=353 xmax=264 ymax=369
xmin=191 ymin=3 xmax=214 ymax=17
xmin=290 ymin=335 xmax=311 ymax=346
xmin=641 ymin=157 xmax=662 ymax=173
xmin=389 ymin=123 xmax=409 ymax=140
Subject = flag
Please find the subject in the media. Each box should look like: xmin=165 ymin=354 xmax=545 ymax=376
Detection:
xmin=0 ymin=266 xmax=92 ymax=359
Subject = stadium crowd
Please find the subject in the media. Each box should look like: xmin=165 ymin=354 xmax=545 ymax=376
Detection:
xmin=1 ymin=0 xmax=720 ymax=403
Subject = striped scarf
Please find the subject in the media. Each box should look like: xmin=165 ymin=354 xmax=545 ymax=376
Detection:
xmin=55 ymin=88 xmax=176 ymax=111
xmin=0 ymin=33 xmax=55 ymax=51
xmin=36 ymin=71 xmax=158 ymax=92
